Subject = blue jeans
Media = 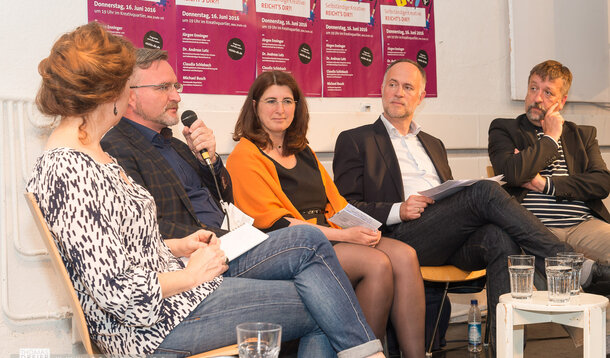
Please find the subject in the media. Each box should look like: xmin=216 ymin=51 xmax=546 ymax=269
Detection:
xmin=156 ymin=225 xmax=382 ymax=358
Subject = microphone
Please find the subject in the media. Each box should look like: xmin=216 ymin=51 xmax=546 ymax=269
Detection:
xmin=181 ymin=109 xmax=231 ymax=230
xmin=181 ymin=110 xmax=212 ymax=167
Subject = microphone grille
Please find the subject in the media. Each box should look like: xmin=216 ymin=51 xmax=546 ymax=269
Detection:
xmin=181 ymin=110 xmax=197 ymax=127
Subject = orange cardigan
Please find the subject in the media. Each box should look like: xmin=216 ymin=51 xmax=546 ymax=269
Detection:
xmin=226 ymin=138 xmax=347 ymax=230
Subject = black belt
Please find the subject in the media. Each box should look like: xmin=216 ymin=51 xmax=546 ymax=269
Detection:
xmin=300 ymin=208 xmax=324 ymax=215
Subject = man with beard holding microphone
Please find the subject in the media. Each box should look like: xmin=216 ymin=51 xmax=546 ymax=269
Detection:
xmin=101 ymin=48 xmax=230 ymax=239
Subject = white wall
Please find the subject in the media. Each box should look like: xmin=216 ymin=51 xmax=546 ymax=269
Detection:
xmin=1 ymin=1 xmax=609 ymax=355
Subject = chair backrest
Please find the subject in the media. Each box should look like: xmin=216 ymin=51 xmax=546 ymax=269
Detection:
xmin=24 ymin=192 xmax=97 ymax=355
xmin=486 ymin=165 xmax=495 ymax=178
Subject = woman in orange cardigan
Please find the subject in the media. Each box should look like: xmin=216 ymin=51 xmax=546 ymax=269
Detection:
xmin=226 ymin=71 xmax=425 ymax=358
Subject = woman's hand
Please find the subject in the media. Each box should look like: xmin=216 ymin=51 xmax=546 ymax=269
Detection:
xmin=338 ymin=226 xmax=381 ymax=247
xmin=166 ymin=230 xmax=215 ymax=258
xmin=184 ymin=236 xmax=229 ymax=287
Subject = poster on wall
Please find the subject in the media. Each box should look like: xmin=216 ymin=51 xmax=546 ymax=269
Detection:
xmin=320 ymin=0 xmax=383 ymax=97
xmin=88 ymin=0 xmax=177 ymax=62
xmin=176 ymin=0 xmax=257 ymax=94
xmin=380 ymin=0 xmax=436 ymax=97
xmin=255 ymin=0 xmax=322 ymax=97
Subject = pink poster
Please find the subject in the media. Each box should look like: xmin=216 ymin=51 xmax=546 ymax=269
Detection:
xmin=255 ymin=0 xmax=322 ymax=97
xmin=320 ymin=0 xmax=383 ymax=97
xmin=380 ymin=0 xmax=436 ymax=97
xmin=88 ymin=0 xmax=176 ymax=62
xmin=176 ymin=0 xmax=257 ymax=94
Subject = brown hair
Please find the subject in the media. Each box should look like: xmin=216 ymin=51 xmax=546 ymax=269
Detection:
xmin=233 ymin=71 xmax=309 ymax=156
xmin=36 ymin=21 xmax=135 ymax=137
xmin=135 ymin=48 xmax=169 ymax=70
xmin=528 ymin=60 xmax=572 ymax=96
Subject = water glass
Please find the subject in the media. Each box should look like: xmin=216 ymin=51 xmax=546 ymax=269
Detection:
xmin=236 ymin=322 xmax=281 ymax=358
xmin=545 ymin=257 xmax=573 ymax=304
xmin=557 ymin=252 xmax=584 ymax=295
xmin=508 ymin=255 xmax=535 ymax=300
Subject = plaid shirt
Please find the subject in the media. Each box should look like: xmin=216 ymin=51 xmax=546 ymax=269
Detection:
xmin=101 ymin=118 xmax=231 ymax=239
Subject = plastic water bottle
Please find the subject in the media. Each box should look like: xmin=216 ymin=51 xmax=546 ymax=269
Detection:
xmin=468 ymin=299 xmax=482 ymax=353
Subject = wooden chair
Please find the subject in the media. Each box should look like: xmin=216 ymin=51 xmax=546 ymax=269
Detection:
xmin=420 ymin=265 xmax=489 ymax=357
xmin=25 ymin=193 xmax=238 ymax=357
xmin=486 ymin=165 xmax=495 ymax=178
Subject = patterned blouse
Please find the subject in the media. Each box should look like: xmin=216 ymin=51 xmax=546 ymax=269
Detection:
xmin=26 ymin=148 xmax=222 ymax=356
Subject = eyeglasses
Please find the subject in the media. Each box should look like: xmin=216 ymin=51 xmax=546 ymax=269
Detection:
xmin=260 ymin=98 xmax=297 ymax=107
xmin=130 ymin=82 xmax=183 ymax=93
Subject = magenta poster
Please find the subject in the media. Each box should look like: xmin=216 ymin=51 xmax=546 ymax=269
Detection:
xmin=176 ymin=0 xmax=257 ymax=94
xmin=380 ymin=0 xmax=436 ymax=97
xmin=255 ymin=0 xmax=322 ymax=97
xmin=89 ymin=0 xmax=177 ymax=62
xmin=320 ymin=0 xmax=383 ymax=97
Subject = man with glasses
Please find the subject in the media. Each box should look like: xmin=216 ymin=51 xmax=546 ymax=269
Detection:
xmin=101 ymin=48 xmax=231 ymax=239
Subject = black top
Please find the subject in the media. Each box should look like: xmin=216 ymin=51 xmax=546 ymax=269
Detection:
xmin=260 ymin=147 xmax=329 ymax=231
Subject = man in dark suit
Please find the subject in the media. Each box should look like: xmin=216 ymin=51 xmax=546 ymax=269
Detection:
xmin=101 ymin=49 xmax=231 ymax=239
xmin=489 ymin=59 xmax=610 ymax=267
xmin=332 ymin=59 xmax=580 ymax=344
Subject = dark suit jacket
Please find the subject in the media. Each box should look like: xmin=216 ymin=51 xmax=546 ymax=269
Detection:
xmin=101 ymin=118 xmax=232 ymax=239
xmin=488 ymin=114 xmax=610 ymax=223
xmin=333 ymin=117 xmax=452 ymax=228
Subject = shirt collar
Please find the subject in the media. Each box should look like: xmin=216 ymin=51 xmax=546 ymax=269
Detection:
xmin=124 ymin=117 xmax=170 ymax=146
xmin=380 ymin=114 xmax=422 ymax=137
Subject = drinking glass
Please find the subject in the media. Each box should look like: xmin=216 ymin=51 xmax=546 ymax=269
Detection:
xmin=508 ymin=255 xmax=535 ymax=300
xmin=557 ymin=252 xmax=584 ymax=296
xmin=545 ymin=257 xmax=573 ymax=304
xmin=236 ymin=322 xmax=281 ymax=358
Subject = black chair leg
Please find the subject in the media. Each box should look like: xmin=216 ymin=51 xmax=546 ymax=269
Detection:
xmin=426 ymin=282 xmax=449 ymax=357
xmin=484 ymin=310 xmax=491 ymax=345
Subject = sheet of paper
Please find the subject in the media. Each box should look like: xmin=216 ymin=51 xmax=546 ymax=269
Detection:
xmin=221 ymin=201 xmax=254 ymax=231
xmin=219 ymin=224 xmax=269 ymax=261
xmin=418 ymin=175 xmax=505 ymax=201
xmin=328 ymin=203 xmax=382 ymax=231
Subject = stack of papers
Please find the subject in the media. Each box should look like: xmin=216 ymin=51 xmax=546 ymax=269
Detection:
xmin=418 ymin=175 xmax=505 ymax=201
xmin=328 ymin=203 xmax=382 ymax=231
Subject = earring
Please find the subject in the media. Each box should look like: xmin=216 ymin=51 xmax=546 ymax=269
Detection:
xmin=113 ymin=102 xmax=118 ymax=116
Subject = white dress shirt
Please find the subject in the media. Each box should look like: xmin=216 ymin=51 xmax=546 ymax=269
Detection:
xmin=380 ymin=115 xmax=442 ymax=225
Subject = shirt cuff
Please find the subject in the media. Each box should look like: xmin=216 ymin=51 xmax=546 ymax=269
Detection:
xmin=386 ymin=202 xmax=403 ymax=226
xmin=543 ymin=134 xmax=560 ymax=148
xmin=543 ymin=176 xmax=555 ymax=195
xmin=212 ymin=154 xmax=223 ymax=172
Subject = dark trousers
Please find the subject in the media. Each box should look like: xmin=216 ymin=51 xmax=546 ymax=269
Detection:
xmin=385 ymin=181 xmax=572 ymax=343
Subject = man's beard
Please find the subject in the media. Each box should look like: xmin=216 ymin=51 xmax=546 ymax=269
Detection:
xmin=526 ymin=103 xmax=546 ymax=123
xmin=135 ymin=100 xmax=179 ymax=127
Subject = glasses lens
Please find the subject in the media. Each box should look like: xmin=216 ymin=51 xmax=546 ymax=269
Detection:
xmin=174 ymin=83 xmax=183 ymax=93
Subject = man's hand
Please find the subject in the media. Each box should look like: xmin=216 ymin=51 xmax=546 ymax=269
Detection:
xmin=540 ymin=102 xmax=564 ymax=141
xmin=182 ymin=119 xmax=217 ymax=164
xmin=399 ymin=195 xmax=435 ymax=221
xmin=522 ymin=173 xmax=546 ymax=192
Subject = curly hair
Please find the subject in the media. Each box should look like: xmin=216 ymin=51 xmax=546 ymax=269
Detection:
xmin=233 ymin=71 xmax=309 ymax=156
xmin=36 ymin=21 xmax=135 ymax=138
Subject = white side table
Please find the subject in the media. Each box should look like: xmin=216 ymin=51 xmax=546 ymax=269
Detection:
xmin=497 ymin=291 xmax=608 ymax=358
